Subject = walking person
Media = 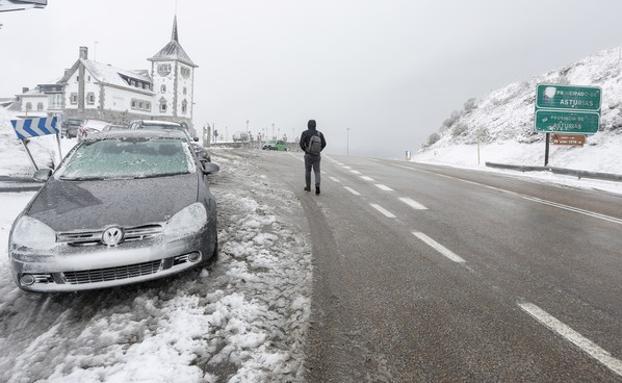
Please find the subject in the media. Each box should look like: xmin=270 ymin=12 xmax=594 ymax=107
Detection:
xmin=299 ymin=119 xmax=327 ymax=195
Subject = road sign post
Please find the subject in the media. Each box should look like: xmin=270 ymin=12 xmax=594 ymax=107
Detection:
xmin=534 ymin=84 xmax=601 ymax=165
xmin=10 ymin=116 xmax=60 ymax=172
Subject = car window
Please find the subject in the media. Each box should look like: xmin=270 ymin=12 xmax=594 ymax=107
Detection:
xmin=56 ymin=137 xmax=196 ymax=180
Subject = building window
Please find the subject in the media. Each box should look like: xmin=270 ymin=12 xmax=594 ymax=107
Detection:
xmin=36 ymin=102 xmax=44 ymax=111
xmin=181 ymin=99 xmax=188 ymax=114
xmin=131 ymin=99 xmax=151 ymax=112
xmin=70 ymin=93 xmax=78 ymax=105
xmin=159 ymin=99 xmax=167 ymax=113
xmin=87 ymin=75 xmax=91 ymax=82
xmin=180 ymin=66 xmax=190 ymax=79
xmin=49 ymin=94 xmax=63 ymax=109
xmin=157 ymin=63 xmax=171 ymax=76
xmin=87 ymin=92 xmax=95 ymax=105
xmin=183 ymin=87 xmax=187 ymax=95
xmin=160 ymin=84 xmax=166 ymax=93
xmin=25 ymin=102 xmax=32 ymax=111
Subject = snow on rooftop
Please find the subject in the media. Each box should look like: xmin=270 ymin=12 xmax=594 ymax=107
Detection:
xmin=81 ymin=59 xmax=153 ymax=92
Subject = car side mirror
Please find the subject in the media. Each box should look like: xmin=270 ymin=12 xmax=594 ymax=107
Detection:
xmin=33 ymin=168 xmax=53 ymax=182
xmin=202 ymin=162 xmax=220 ymax=175
xmin=193 ymin=137 xmax=199 ymax=142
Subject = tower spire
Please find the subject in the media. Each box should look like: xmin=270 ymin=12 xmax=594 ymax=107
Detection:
xmin=171 ymin=15 xmax=179 ymax=42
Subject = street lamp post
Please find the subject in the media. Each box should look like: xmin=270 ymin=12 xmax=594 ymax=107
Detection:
xmin=346 ymin=128 xmax=350 ymax=156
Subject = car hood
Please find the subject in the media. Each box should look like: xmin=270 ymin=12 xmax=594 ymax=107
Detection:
xmin=27 ymin=173 xmax=199 ymax=232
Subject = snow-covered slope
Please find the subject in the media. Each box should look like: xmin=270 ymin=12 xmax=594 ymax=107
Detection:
xmin=417 ymin=47 xmax=622 ymax=174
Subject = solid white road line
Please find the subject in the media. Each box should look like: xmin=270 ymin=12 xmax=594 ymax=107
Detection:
xmin=396 ymin=164 xmax=622 ymax=226
xmin=329 ymin=176 xmax=341 ymax=183
xmin=399 ymin=197 xmax=428 ymax=210
xmin=360 ymin=176 xmax=375 ymax=182
xmin=518 ymin=302 xmax=622 ymax=378
xmin=375 ymin=184 xmax=394 ymax=192
xmin=412 ymin=232 xmax=465 ymax=263
xmin=344 ymin=186 xmax=361 ymax=196
xmin=350 ymin=170 xmax=362 ymax=175
xmin=370 ymin=203 xmax=396 ymax=218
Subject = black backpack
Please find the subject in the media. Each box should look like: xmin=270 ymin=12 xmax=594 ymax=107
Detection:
xmin=308 ymin=133 xmax=322 ymax=155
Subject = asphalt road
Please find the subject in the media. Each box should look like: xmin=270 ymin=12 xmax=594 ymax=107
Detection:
xmin=256 ymin=150 xmax=622 ymax=383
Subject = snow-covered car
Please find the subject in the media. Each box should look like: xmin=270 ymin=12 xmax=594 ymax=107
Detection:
xmin=101 ymin=124 xmax=127 ymax=132
xmin=8 ymin=129 xmax=220 ymax=292
xmin=129 ymin=119 xmax=211 ymax=162
xmin=77 ymin=119 xmax=109 ymax=141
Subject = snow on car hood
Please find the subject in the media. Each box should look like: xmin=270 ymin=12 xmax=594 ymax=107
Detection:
xmin=26 ymin=173 xmax=199 ymax=232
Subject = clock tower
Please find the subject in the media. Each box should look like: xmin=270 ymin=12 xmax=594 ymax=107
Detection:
xmin=148 ymin=16 xmax=197 ymax=127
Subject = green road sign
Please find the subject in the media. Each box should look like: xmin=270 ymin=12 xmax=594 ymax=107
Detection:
xmin=535 ymin=110 xmax=600 ymax=134
xmin=536 ymin=84 xmax=601 ymax=111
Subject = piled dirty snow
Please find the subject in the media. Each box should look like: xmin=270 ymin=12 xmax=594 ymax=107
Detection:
xmin=0 ymin=151 xmax=311 ymax=383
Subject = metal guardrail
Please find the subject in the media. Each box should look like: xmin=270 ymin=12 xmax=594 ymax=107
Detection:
xmin=485 ymin=162 xmax=622 ymax=182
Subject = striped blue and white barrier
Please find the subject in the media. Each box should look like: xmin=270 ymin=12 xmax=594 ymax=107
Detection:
xmin=10 ymin=116 xmax=59 ymax=140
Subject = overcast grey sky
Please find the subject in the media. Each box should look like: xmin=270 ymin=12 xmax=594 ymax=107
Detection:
xmin=1 ymin=0 xmax=622 ymax=157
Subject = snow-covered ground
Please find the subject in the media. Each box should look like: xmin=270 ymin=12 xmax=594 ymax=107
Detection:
xmin=414 ymin=136 xmax=622 ymax=195
xmin=0 ymin=107 xmax=77 ymax=177
xmin=0 ymin=151 xmax=311 ymax=383
xmin=416 ymin=46 xmax=622 ymax=195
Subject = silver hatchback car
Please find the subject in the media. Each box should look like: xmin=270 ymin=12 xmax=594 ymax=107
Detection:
xmin=9 ymin=130 xmax=219 ymax=292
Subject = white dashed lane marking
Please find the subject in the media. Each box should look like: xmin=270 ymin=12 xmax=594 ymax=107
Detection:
xmin=412 ymin=232 xmax=465 ymax=263
xmin=519 ymin=302 xmax=622 ymax=378
xmin=360 ymin=176 xmax=375 ymax=182
xmin=399 ymin=197 xmax=427 ymax=210
xmin=375 ymin=184 xmax=394 ymax=192
xmin=329 ymin=176 xmax=341 ymax=183
xmin=370 ymin=203 xmax=396 ymax=218
xmin=350 ymin=170 xmax=362 ymax=175
xmin=344 ymin=186 xmax=361 ymax=196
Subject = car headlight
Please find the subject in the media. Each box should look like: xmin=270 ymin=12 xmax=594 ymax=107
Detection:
xmin=10 ymin=216 xmax=56 ymax=251
xmin=165 ymin=203 xmax=208 ymax=236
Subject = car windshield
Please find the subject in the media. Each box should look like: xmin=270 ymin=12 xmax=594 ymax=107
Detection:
xmin=56 ymin=137 xmax=196 ymax=180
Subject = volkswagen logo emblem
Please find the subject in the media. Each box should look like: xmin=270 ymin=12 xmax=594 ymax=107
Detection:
xmin=102 ymin=226 xmax=124 ymax=247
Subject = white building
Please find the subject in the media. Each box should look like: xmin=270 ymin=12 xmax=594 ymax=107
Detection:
xmin=18 ymin=16 xmax=197 ymax=127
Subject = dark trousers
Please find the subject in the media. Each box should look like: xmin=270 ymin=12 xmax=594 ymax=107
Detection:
xmin=304 ymin=153 xmax=321 ymax=187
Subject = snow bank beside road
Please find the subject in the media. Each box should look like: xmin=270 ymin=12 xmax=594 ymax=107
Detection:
xmin=0 ymin=107 xmax=76 ymax=176
xmin=414 ymin=136 xmax=622 ymax=195
xmin=0 ymin=151 xmax=311 ymax=383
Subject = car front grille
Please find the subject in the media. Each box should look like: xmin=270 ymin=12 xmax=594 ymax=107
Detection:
xmin=57 ymin=224 xmax=163 ymax=246
xmin=63 ymin=259 xmax=163 ymax=284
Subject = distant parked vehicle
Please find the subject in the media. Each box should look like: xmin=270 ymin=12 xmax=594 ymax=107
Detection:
xmin=129 ymin=120 xmax=211 ymax=162
xmin=262 ymin=140 xmax=288 ymax=151
xmin=77 ymin=120 xmax=108 ymax=141
xmin=233 ymin=132 xmax=250 ymax=143
xmin=62 ymin=118 xmax=83 ymax=138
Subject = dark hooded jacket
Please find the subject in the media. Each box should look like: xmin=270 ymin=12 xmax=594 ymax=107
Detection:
xmin=299 ymin=126 xmax=327 ymax=154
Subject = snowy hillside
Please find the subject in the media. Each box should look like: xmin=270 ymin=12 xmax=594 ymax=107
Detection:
xmin=417 ymin=47 xmax=622 ymax=174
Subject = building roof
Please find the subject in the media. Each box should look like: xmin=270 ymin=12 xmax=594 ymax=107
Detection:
xmin=148 ymin=15 xmax=197 ymax=68
xmin=58 ymin=59 xmax=154 ymax=94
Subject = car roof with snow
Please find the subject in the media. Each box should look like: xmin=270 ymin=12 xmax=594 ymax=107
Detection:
xmin=85 ymin=129 xmax=189 ymax=142
xmin=135 ymin=120 xmax=184 ymax=127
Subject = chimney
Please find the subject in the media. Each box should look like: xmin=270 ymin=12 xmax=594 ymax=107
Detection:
xmin=22 ymin=87 xmax=29 ymax=94
xmin=79 ymin=46 xmax=88 ymax=60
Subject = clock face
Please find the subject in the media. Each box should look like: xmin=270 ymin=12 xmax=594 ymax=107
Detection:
xmin=180 ymin=66 xmax=190 ymax=79
xmin=157 ymin=63 xmax=171 ymax=77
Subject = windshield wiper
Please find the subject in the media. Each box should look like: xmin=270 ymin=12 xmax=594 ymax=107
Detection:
xmin=59 ymin=176 xmax=107 ymax=181
xmin=133 ymin=172 xmax=190 ymax=179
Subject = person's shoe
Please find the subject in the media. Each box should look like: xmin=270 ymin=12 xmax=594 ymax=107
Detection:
xmin=315 ymin=186 xmax=320 ymax=195
xmin=304 ymin=186 xmax=311 ymax=192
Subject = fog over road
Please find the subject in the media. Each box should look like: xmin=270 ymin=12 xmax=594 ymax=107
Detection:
xmin=256 ymin=150 xmax=622 ymax=382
